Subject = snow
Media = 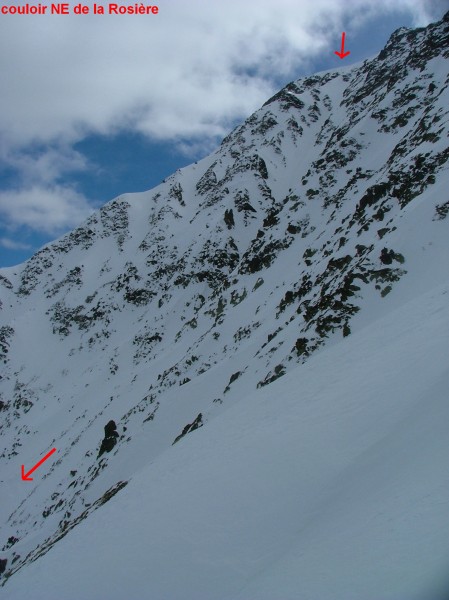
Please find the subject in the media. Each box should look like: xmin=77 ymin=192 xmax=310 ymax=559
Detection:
xmin=3 ymin=280 xmax=449 ymax=600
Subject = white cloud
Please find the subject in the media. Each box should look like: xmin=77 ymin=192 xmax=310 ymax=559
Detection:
xmin=0 ymin=185 xmax=94 ymax=234
xmin=0 ymin=144 xmax=93 ymax=235
xmin=0 ymin=237 xmax=32 ymax=251
xmin=0 ymin=144 xmax=88 ymax=186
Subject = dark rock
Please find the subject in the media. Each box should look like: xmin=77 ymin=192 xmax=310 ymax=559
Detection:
xmin=0 ymin=558 xmax=7 ymax=575
xmin=224 ymin=209 xmax=235 ymax=229
xmin=172 ymin=413 xmax=203 ymax=445
xmin=2 ymin=536 xmax=19 ymax=550
xmin=295 ymin=338 xmax=309 ymax=356
xmin=380 ymin=248 xmax=395 ymax=265
xmin=98 ymin=420 xmax=119 ymax=458
xmin=104 ymin=420 xmax=116 ymax=437
xmin=434 ymin=200 xmax=449 ymax=220
xmin=124 ymin=288 xmax=154 ymax=306
xmin=257 ymin=364 xmax=286 ymax=388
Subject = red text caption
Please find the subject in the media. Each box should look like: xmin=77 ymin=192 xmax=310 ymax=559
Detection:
xmin=1 ymin=3 xmax=159 ymax=14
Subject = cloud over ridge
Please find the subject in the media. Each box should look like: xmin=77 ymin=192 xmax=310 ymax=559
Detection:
xmin=0 ymin=0 xmax=446 ymax=248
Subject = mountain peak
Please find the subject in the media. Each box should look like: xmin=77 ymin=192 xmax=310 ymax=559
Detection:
xmin=378 ymin=9 xmax=449 ymax=64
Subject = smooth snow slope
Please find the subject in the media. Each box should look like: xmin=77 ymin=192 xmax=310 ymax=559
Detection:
xmin=3 ymin=280 xmax=449 ymax=600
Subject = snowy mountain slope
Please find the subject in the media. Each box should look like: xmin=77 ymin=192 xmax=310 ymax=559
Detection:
xmin=1 ymin=11 xmax=449 ymax=595
xmin=2 ymin=280 xmax=449 ymax=600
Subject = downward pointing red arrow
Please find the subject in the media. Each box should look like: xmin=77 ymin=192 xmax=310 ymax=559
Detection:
xmin=21 ymin=448 xmax=57 ymax=481
xmin=335 ymin=32 xmax=351 ymax=59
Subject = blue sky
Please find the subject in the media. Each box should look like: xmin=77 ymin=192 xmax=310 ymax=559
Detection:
xmin=0 ymin=0 xmax=447 ymax=267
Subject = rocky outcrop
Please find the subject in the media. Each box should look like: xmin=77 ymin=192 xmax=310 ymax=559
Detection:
xmin=97 ymin=420 xmax=119 ymax=458
xmin=172 ymin=414 xmax=203 ymax=445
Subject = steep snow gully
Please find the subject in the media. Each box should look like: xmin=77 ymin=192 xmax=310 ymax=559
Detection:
xmin=1 ymin=11 xmax=449 ymax=600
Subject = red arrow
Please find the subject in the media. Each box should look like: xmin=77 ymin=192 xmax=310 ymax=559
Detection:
xmin=335 ymin=32 xmax=350 ymax=59
xmin=21 ymin=448 xmax=56 ymax=481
